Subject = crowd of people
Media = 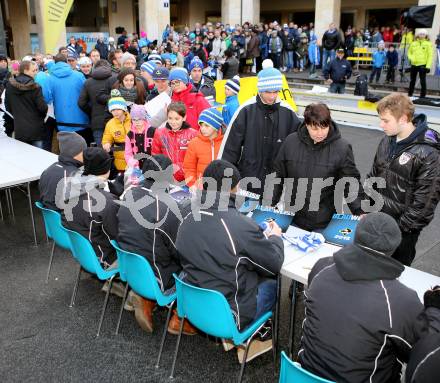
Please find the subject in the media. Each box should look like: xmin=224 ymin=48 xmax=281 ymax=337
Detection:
xmin=1 ymin=20 xmax=440 ymax=382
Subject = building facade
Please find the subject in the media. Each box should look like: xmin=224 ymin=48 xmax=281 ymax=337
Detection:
xmin=1 ymin=0 xmax=439 ymax=60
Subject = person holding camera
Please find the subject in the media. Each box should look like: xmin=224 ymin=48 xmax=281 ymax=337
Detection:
xmin=408 ymin=29 xmax=433 ymax=99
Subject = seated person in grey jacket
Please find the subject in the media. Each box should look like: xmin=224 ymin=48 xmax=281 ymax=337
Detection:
xmin=299 ymin=212 xmax=425 ymax=383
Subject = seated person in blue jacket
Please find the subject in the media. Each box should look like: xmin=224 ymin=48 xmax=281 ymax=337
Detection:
xmin=176 ymin=159 xmax=285 ymax=364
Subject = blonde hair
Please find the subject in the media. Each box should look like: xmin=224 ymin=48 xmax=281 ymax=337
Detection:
xmin=376 ymin=93 xmax=415 ymax=122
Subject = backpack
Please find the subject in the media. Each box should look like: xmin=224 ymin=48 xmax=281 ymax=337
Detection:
xmin=354 ymin=75 xmax=368 ymax=97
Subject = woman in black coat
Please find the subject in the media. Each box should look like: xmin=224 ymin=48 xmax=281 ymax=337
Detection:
xmin=272 ymin=103 xmax=363 ymax=231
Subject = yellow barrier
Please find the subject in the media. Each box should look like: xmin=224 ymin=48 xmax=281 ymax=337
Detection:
xmin=358 ymin=100 xmax=378 ymax=111
xmin=214 ymin=75 xmax=298 ymax=111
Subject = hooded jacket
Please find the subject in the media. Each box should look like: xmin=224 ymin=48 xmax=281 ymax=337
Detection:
xmin=171 ymin=83 xmax=210 ymax=129
xmin=408 ymin=39 xmax=433 ymax=68
xmin=367 ymin=115 xmax=440 ymax=233
xmin=62 ymin=174 xmax=118 ymax=267
xmin=298 ymin=246 xmax=424 ymax=383
xmin=4 ymin=74 xmax=48 ymax=142
xmin=117 ymin=181 xmax=190 ymax=291
xmin=78 ymin=65 xmax=117 ymax=132
xmin=152 ymin=122 xmax=197 ymax=182
xmin=124 ymin=121 xmax=156 ymax=168
xmin=183 ymin=130 xmax=223 ymax=187
xmin=47 ymin=62 xmax=89 ymax=131
xmin=273 ymin=121 xmax=363 ymax=230
xmin=176 ymin=192 xmax=284 ymax=329
xmin=218 ymin=95 xmax=300 ymax=197
xmin=323 ymin=56 xmax=352 ymax=84
xmin=102 ymin=112 xmax=131 ymax=171
xmin=222 ymin=95 xmax=240 ymax=127
xmin=39 ymin=155 xmax=83 ymax=211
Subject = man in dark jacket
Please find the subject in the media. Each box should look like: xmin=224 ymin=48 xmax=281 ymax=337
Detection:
xmin=177 ymin=160 xmax=284 ymax=363
xmin=322 ymin=22 xmax=342 ymax=69
xmin=78 ymin=60 xmax=117 ymax=146
xmin=117 ymin=155 xmax=195 ymax=335
xmin=367 ymin=93 xmax=440 ymax=266
xmin=406 ymin=287 xmax=440 ymax=383
xmin=0 ymin=55 xmax=10 ymax=93
xmin=299 ymin=212 xmax=424 ymax=383
xmin=272 ymin=103 xmax=363 ymax=230
xmin=4 ymin=60 xmax=47 ymax=147
xmin=189 ymin=56 xmax=216 ymax=102
xmin=323 ymin=48 xmax=352 ymax=94
xmin=95 ymin=37 xmax=109 ymax=60
xmin=62 ymin=147 xmax=118 ymax=267
xmin=218 ymin=67 xmax=300 ymax=198
xmin=221 ymin=49 xmax=240 ymax=79
xmin=39 ymin=132 xmax=87 ymax=211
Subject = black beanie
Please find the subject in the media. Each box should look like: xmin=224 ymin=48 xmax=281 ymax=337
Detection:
xmin=83 ymin=147 xmax=112 ymax=176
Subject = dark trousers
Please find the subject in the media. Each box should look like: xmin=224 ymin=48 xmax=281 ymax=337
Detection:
xmin=329 ymin=82 xmax=345 ymax=94
xmin=74 ymin=127 xmax=94 ymax=146
xmin=408 ymin=65 xmax=427 ymax=98
xmin=270 ymin=53 xmax=281 ymax=69
xmin=42 ymin=117 xmax=57 ymax=152
xmin=256 ymin=56 xmax=263 ymax=72
xmin=370 ymin=67 xmax=382 ymax=83
xmin=392 ymin=231 xmax=420 ymax=266
xmin=386 ymin=66 xmax=396 ymax=82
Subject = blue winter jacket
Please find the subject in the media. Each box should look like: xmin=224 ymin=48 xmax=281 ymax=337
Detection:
xmin=47 ymin=62 xmax=89 ymax=131
xmin=372 ymin=50 xmax=386 ymax=68
xmin=308 ymin=41 xmax=320 ymax=65
xmin=386 ymin=50 xmax=399 ymax=68
xmin=34 ymin=71 xmax=52 ymax=104
xmin=222 ymin=95 xmax=240 ymax=127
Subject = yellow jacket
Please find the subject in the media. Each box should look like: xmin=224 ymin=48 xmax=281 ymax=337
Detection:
xmin=400 ymin=32 xmax=414 ymax=48
xmin=408 ymin=39 xmax=433 ymax=68
xmin=102 ymin=113 xmax=131 ymax=171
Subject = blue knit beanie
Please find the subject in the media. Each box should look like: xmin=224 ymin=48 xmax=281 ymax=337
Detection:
xmin=148 ymin=52 xmax=162 ymax=64
xmin=257 ymin=67 xmax=283 ymax=93
xmin=198 ymin=108 xmax=223 ymax=131
xmin=169 ymin=67 xmax=189 ymax=85
xmin=225 ymin=75 xmax=241 ymax=94
xmin=140 ymin=61 xmax=157 ymax=75
xmin=189 ymin=57 xmax=204 ymax=72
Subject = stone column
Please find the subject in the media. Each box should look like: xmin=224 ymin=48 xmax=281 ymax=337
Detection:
xmin=222 ymin=0 xmax=241 ymax=26
xmin=242 ymin=0 xmax=260 ymax=24
xmin=8 ymin=0 xmax=31 ymax=58
xmin=417 ymin=0 xmax=440 ymax=71
xmin=139 ymin=0 xmax=170 ymax=43
xmin=108 ymin=0 xmax=135 ymax=37
xmin=355 ymin=7 xmax=366 ymax=30
xmin=314 ymin=0 xmax=341 ymax=43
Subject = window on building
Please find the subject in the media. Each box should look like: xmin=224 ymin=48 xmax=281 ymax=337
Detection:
xmin=66 ymin=0 xmax=109 ymax=29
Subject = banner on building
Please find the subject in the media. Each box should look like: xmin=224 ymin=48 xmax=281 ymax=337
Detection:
xmin=43 ymin=0 xmax=74 ymax=54
xmin=66 ymin=32 xmax=109 ymax=54
xmin=214 ymin=76 xmax=298 ymax=111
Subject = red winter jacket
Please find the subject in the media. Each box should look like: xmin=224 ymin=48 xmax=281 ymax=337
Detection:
xmin=151 ymin=121 xmax=198 ymax=182
xmin=171 ymin=83 xmax=210 ymax=130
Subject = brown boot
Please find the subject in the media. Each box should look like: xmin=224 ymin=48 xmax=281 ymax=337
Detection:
xmin=134 ymin=297 xmax=156 ymax=333
xmin=167 ymin=311 xmax=197 ymax=336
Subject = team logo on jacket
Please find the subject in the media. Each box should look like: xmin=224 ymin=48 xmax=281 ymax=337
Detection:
xmin=339 ymin=228 xmax=352 ymax=236
xmin=399 ymin=152 xmax=412 ymax=165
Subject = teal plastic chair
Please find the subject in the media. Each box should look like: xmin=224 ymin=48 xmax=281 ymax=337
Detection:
xmin=35 ymin=202 xmax=71 ymax=283
xmin=170 ymin=274 xmax=275 ymax=383
xmin=279 ymin=351 xmax=335 ymax=383
xmin=110 ymin=240 xmax=177 ymax=369
xmin=64 ymin=227 xmax=120 ymax=337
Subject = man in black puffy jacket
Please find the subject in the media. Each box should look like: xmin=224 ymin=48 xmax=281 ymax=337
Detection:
xmin=78 ymin=60 xmax=117 ymax=145
xmin=4 ymin=60 xmax=47 ymax=147
xmin=299 ymin=212 xmax=425 ymax=383
xmin=367 ymin=93 xmax=440 ymax=266
xmin=218 ymin=67 xmax=300 ymax=197
xmin=322 ymin=22 xmax=342 ymax=69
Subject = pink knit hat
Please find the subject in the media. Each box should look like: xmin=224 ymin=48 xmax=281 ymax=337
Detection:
xmin=130 ymin=104 xmax=148 ymax=121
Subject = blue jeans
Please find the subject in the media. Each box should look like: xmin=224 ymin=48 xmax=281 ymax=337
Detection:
xmin=253 ymin=279 xmax=277 ymax=322
xmin=92 ymin=130 xmax=104 ymax=147
xmin=322 ymin=49 xmax=336 ymax=70
xmin=329 ymin=82 xmax=345 ymax=94
xmin=285 ymin=51 xmax=294 ymax=70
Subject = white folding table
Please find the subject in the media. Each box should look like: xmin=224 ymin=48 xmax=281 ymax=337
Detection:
xmin=280 ymin=237 xmax=440 ymax=358
xmin=0 ymin=136 xmax=57 ymax=245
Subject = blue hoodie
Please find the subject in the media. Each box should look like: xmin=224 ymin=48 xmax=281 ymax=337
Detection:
xmin=222 ymin=95 xmax=240 ymax=126
xmin=308 ymin=39 xmax=320 ymax=65
xmin=46 ymin=62 xmax=89 ymax=131
xmin=372 ymin=50 xmax=386 ymax=68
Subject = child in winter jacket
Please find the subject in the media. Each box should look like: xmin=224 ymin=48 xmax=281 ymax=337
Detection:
xmin=124 ymin=104 xmax=156 ymax=170
xmin=370 ymin=42 xmax=386 ymax=83
xmin=152 ymin=101 xmax=197 ymax=182
xmin=183 ymin=107 xmax=224 ymax=188
xmin=102 ymin=92 xmax=131 ymax=172
xmin=385 ymin=45 xmax=399 ymax=83
xmin=308 ymin=36 xmax=320 ymax=78
xmin=222 ymin=76 xmax=240 ymax=126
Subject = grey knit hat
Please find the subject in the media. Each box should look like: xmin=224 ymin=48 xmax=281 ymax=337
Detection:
xmin=354 ymin=212 xmax=402 ymax=256
xmin=58 ymin=132 xmax=87 ymax=158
